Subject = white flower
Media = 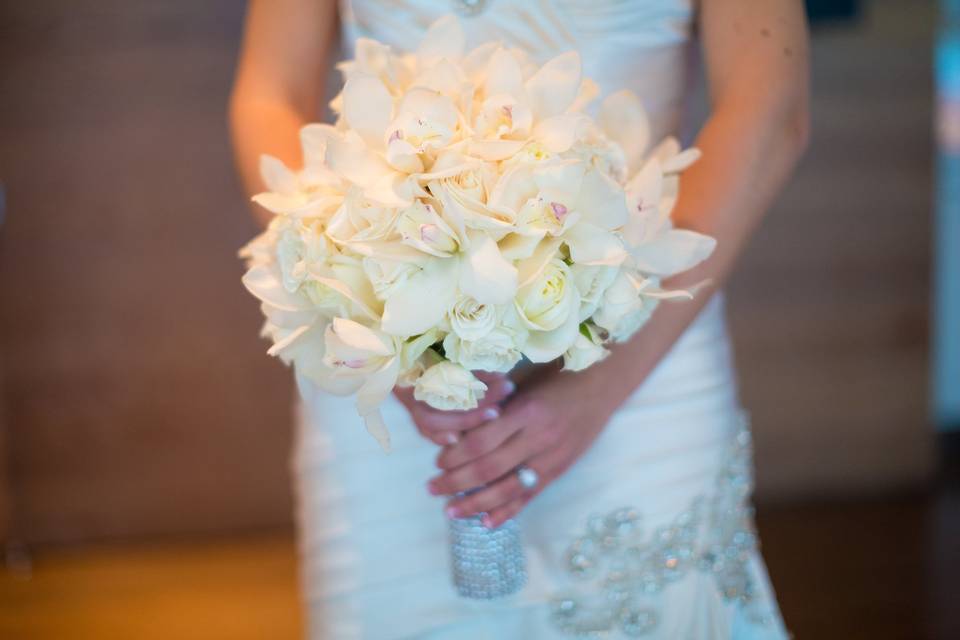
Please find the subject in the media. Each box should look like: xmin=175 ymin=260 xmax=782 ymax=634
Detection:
xmin=325 ymin=188 xmax=399 ymax=249
xmin=363 ymin=255 xmax=424 ymax=301
xmin=593 ymin=271 xmax=660 ymax=342
xmin=379 ymin=232 xmax=518 ymax=338
xmin=448 ymin=296 xmax=497 ymax=341
xmin=385 ymin=88 xmax=460 ymax=173
xmin=414 ymin=361 xmax=487 ymax=410
xmin=563 ymin=323 xmax=609 ymax=372
xmin=396 ymin=329 xmax=441 ymax=387
xmin=621 ymin=149 xmax=716 ymax=277
xmin=250 ymin=131 xmax=344 ymax=219
xmin=336 ymin=37 xmax=413 ymax=96
xmin=490 ymin=160 xmax=629 ymax=266
xmin=395 ymin=200 xmax=460 ymax=257
xmin=443 ymin=322 xmax=525 ymax=373
xmin=321 ymin=318 xmax=402 ymax=451
xmin=571 ymin=263 xmax=619 ymax=322
xmin=467 ymin=48 xmax=589 ymax=161
xmin=514 ymin=257 xmax=581 ymax=362
xmin=275 ymin=219 xmax=334 ymax=293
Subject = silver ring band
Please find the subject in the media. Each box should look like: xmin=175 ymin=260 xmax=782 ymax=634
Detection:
xmin=516 ymin=465 xmax=539 ymax=490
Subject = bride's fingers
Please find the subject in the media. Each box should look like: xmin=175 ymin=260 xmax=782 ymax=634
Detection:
xmin=434 ymin=408 xmax=526 ymax=470
xmin=428 ymin=428 xmax=534 ymax=496
xmin=441 ymin=453 xmax=552 ymax=519
xmin=482 ymin=493 xmax=534 ymax=529
xmin=397 ymin=377 xmax=516 ymax=444
xmin=473 ymin=372 xmax=514 ymax=400
xmin=410 ymin=403 xmax=502 ymax=444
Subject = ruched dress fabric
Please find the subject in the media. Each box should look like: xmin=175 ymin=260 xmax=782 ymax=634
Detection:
xmin=292 ymin=1 xmax=791 ymax=637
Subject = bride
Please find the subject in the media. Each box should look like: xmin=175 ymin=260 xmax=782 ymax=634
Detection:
xmin=229 ymin=0 xmax=809 ymax=637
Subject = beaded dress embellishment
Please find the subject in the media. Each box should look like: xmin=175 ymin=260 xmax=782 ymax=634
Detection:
xmin=548 ymin=414 xmax=777 ymax=637
xmin=450 ymin=0 xmax=489 ymax=16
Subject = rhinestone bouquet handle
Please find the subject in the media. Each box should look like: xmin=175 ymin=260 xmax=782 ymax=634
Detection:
xmin=448 ymin=491 xmax=527 ymax=599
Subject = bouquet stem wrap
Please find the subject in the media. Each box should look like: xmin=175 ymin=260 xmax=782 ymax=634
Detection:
xmin=448 ymin=491 xmax=527 ymax=599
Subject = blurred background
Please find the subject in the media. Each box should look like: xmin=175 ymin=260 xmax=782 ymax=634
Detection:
xmin=0 ymin=0 xmax=957 ymax=638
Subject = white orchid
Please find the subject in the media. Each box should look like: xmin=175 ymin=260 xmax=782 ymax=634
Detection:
xmin=239 ymin=14 xmax=717 ymax=451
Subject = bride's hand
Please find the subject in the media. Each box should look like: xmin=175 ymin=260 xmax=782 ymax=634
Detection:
xmin=393 ymin=372 xmax=516 ymax=446
xmin=426 ymin=365 xmax=622 ymax=528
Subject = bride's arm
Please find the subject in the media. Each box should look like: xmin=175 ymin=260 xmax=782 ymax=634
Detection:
xmin=229 ymin=0 xmax=339 ymax=228
xmin=544 ymin=0 xmax=814 ymax=411
xmin=426 ymin=0 xmax=811 ymax=526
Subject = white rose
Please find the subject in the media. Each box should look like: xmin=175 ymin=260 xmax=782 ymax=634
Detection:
xmin=448 ymin=296 xmax=497 ymax=341
xmin=443 ymin=325 xmax=524 ymax=373
xmin=514 ymin=257 xmax=582 ymax=362
xmin=562 ymin=324 xmax=609 ymax=372
xmin=516 ymin=258 xmax=577 ymax=332
xmin=414 ymin=361 xmax=488 ymax=410
xmin=325 ymin=189 xmax=398 ymax=248
xmin=592 ymin=272 xmax=660 ymax=342
xmin=571 ymin=263 xmax=619 ymax=322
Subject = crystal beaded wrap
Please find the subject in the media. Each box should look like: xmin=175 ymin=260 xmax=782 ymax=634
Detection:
xmin=449 ymin=512 xmax=527 ymax=599
xmin=548 ymin=413 xmax=777 ymax=636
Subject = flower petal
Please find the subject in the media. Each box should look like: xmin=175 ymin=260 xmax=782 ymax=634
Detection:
xmin=321 ymin=127 xmax=397 ymax=192
xmin=259 ymin=155 xmax=298 ymax=193
xmin=525 ymin=51 xmax=581 ymax=121
xmin=417 ymin=15 xmax=465 ymax=66
xmin=343 ymin=74 xmax=393 ymax=148
xmin=458 ymin=232 xmax=519 ymax=305
xmin=600 ymin=90 xmax=650 ymax=175
xmin=522 ymin=286 xmax=581 ymax=362
xmin=565 ymin=221 xmax=628 ymax=266
xmin=485 ymin=47 xmax=525 ymax=98
xmin=357 ymin=357 xmax=400 ymax=452
xmin=467 ymin=137 xmax=528 ymax=161
xmin=532 ymin=114 xmax=585 ymax=153
xmin=381 ymin=258 xmax=458 ymax=337
xmin=328 ymin=317 xmax=395 ymax=357
xmin=575 ymin=168 xmax=631 ymax=230
xmin=631 ymin=229 xmax=717 ymax=276
xmin=568 ymin=77 xmax=600 ymax=113
xmin=242 ymin=264 xmax=312 ymax=312
xmin=299 ymin=125 xmax=329 ymax=168
xmin=663 ymin=148 xmax=702 ymax=174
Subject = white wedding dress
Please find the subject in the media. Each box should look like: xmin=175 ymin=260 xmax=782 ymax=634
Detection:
xmin=293 ymin=1 xmax=791 ymax=638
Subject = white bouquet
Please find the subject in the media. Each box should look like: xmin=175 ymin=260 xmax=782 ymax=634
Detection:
xmin=240 ymin=15 xmax=715 ymax=453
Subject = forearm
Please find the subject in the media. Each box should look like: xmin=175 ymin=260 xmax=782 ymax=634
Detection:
xmin=588 ymin=93 xmax=810 ymax=410
xmin=229 ymin=98 xmax=310 ymax=228
xmin=228 ymin=0 xmax=339 ymax=228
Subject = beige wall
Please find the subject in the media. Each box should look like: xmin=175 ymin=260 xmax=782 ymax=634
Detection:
xmin=0 ymin=1 xmax=294 ymax=544
xmin=0 ymin=0 xmax=935 ymax=544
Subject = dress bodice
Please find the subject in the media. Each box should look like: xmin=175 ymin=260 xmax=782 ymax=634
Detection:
xmin=337 ymin=0 xmax=699 ymax=143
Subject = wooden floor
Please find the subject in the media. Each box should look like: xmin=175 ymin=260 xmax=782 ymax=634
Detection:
xmin=0 ymin=534 xmax=303 ymax=640
xmin=2 ymin=489 xmax=957 ymax=640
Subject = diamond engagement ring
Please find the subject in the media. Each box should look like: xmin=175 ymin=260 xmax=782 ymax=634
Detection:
xmin=517 ymin=465 xmax=539 ymax=490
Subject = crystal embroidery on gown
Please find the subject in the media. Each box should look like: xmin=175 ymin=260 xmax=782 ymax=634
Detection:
xmin=292 ymin=1 xmax=791 ymax=637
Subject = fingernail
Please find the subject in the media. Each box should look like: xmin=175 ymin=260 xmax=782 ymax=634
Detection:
xmin=427 ymin=480 xmax=440 ymax=496
xmin=445 ymin=432 xmax=458 ymax=444
xmin=481 ymin=514 xmax=494 ymax=528
xmin=446 ymin=505 xmax=461 ymax=519
xmin=502 ymin=380 xmax=516 ymax=395
xmin=483 ymin=407 xmax=500 ymax=421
